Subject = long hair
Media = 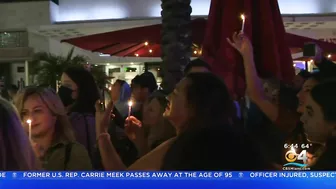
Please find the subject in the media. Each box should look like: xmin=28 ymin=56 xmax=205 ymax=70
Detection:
xmin=184 ymin=73 xmax=235 ymax=130
xmin=0 ymin=97 xmax=39 ymax=170
xmin=63 ymin=66 xmax=100 ymax=114
xmin=14 ymin=87 xmax=75 ymax=143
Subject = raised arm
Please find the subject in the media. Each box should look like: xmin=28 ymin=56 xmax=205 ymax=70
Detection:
xmin=227 ymin=32 xmax=279 ymax=122
xmin=95 ymin=101 xmax=126 ymax=170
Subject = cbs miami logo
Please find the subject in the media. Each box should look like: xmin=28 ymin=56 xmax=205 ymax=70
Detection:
xmin=283 ymin=148 xmax=308 ymax=168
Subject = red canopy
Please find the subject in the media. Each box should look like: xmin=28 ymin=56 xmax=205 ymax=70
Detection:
xmin=61 ymin=19 xmax=206 ymax=58
xmin=201 ymin=0 xmax=335 ymax=96
xmin=62 ymin=19 xmax=336 ymax=60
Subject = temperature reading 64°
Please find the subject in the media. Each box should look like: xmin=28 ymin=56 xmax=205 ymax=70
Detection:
xmin=301 ymin=143 xmax=312 ymax=149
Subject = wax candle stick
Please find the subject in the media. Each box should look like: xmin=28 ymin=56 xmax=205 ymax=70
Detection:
xmin=241 ymin=14 xmax=245 ymax=33
xmin=27 ymin=119 xmax=32 ymax=141
xmin=128 ymin=101 xmax=133 ymax=118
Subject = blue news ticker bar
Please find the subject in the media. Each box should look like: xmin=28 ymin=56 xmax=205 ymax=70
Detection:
xmin=0 ymin=171 xmax=336 ymax=180
xmin=0 ymin=172 xmax=336 ymax=189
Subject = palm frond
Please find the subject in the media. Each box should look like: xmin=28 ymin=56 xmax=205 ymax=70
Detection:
xmin=65 ymin=47 xmax=75 ymax=62
xmin=31 ymin=48 xmax=88 ymax=89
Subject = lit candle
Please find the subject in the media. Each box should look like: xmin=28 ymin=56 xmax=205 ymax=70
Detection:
xmin=241 ymin=14 xmax=245 ymax=33
xmin=128 ymin=101 xmax=133 ymax=118
xmin=26 ymin=119 xmax=32 ymax=141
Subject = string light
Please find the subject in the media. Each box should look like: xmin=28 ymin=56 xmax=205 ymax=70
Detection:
xmin=327 ymin=54 xmax=331 ymax=58
xmin=135 ymin=53 xmax=139 ymax=57
xmin=194 ymin=50 xmax=198 ymax=54
xmin=293 ymin=64 xmax=296 ymax=67
xmin=149 ymin=49 xmax=153 ymax=53
xmin=144 ymin=42 xmax=148 ymax=46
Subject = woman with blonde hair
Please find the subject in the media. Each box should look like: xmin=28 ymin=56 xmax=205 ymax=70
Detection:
xmin=15 ymin=87 xmax=92 ymax=170
xmin=0 ymin=97 xmax=39 ymax=170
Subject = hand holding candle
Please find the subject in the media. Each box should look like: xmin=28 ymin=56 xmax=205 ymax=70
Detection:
xmin=26 ymin=119 xmax=32 ymax=141
xmin=241 ymin=14 xmax=245 ymax=33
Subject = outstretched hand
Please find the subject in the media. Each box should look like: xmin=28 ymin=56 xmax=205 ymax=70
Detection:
xmin=227 ymin=32 xmax=253 ymax=59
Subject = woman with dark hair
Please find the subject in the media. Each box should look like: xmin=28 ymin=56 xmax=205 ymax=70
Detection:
xmin=300 ymin=81 xmax=336 ymax=169
xmin=59 ymin=66 xmax=100 ymax=160
xmin=95 ymin=72 xmax=236 ymax=170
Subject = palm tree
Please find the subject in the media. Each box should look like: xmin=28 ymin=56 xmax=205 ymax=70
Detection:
xmin=160 ymin=0 xmax=192 ymax=93
xmin=30 ymin=47 xmax=87 ymax=89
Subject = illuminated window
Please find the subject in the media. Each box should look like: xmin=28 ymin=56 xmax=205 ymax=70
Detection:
xmin=0 ymin=31 xmax=28 ymax=48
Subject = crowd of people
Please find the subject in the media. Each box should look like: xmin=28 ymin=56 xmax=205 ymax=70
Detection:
xmin=1 ymin=33 xmax=336 ymax=171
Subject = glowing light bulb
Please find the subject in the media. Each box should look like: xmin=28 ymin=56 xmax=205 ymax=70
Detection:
xmin=135 ymin=54 xmax=139 ymax=57
xmin=149 ymin=49 xmax=153 ymax=53
xmin=327 ymin=54 xmax=331 ymax=58
xmin=144 ymin=42 xmax=148 ymax=46
xmin=194 ymin=51 xmax=198 ymax=54
xmin=128 ymin=101 xmax=133 ymax=107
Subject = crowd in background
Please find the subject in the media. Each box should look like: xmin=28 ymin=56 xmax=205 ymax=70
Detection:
xmin=1 ymin=33 xmax=336 ymax=171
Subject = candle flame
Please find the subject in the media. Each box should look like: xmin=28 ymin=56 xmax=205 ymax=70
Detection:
xmin=26 ymin=119 xmax=32 ymax=124
xmin=128 ymin=101 xmax=133 ymax=107
xmin=241 ymin=14 xmax=245 ymax=20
